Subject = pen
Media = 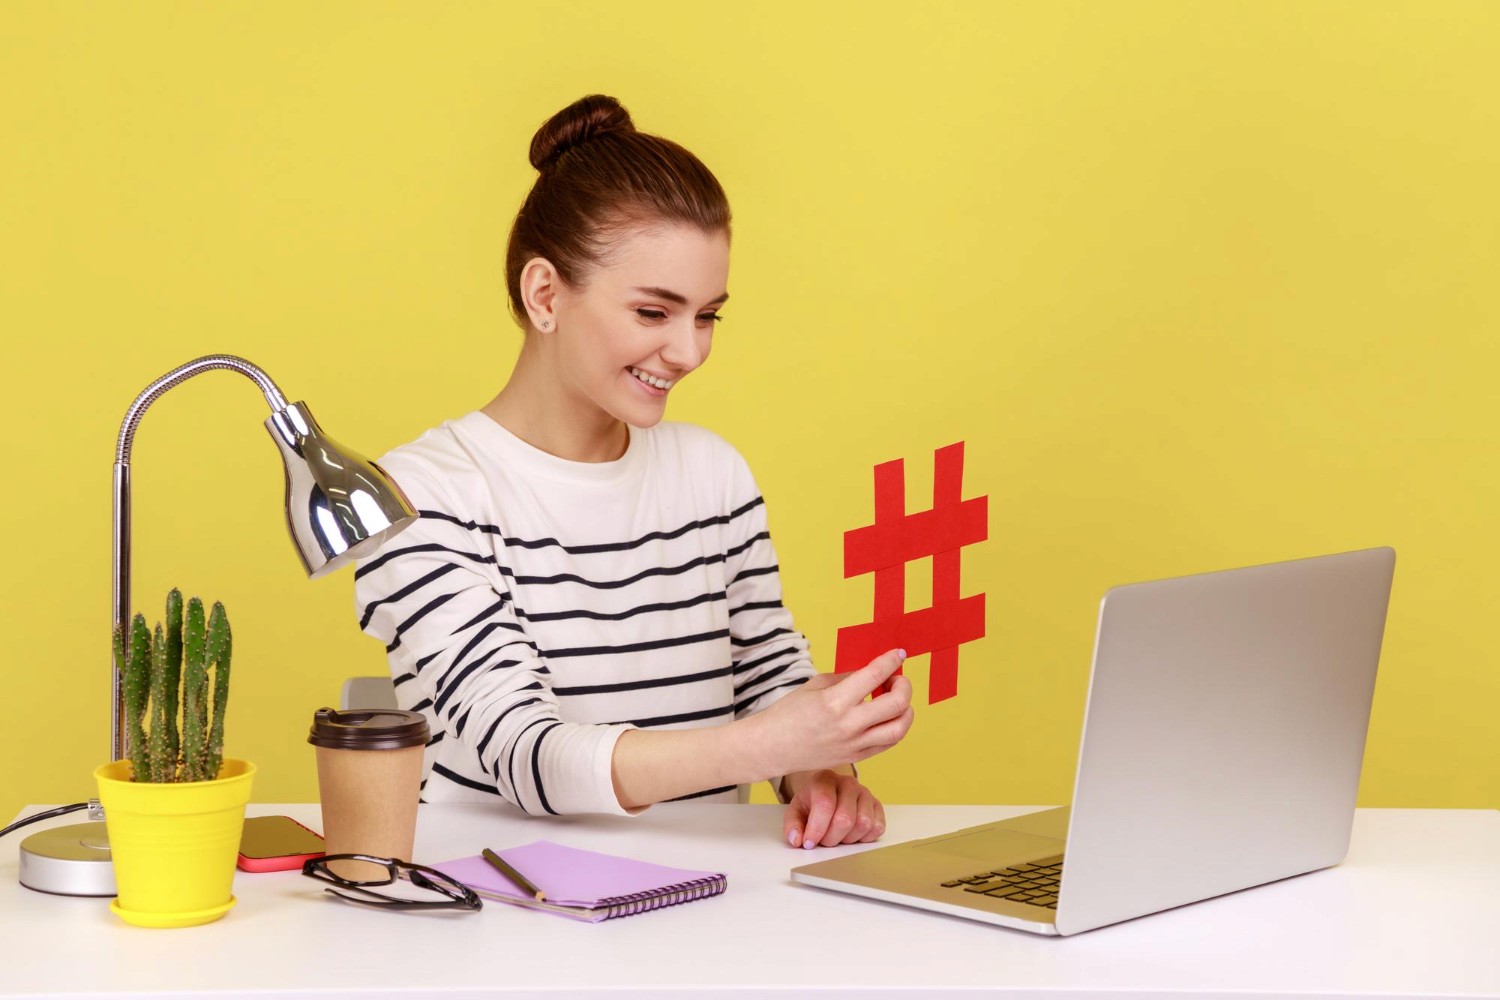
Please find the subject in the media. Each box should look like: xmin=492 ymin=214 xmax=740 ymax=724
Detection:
xmin=482 ymin=847 xmax=546 ymax=902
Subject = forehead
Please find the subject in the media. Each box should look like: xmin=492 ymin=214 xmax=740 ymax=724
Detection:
xmin=595 ymin=223 xmax=730 ymax=296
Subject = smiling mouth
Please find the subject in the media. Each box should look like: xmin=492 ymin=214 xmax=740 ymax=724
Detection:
xmin=629 ymin=366 xmax=676 ymax=390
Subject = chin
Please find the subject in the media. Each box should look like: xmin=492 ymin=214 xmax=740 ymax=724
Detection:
xmin=623 ymin=407 xmax=667 ymax=430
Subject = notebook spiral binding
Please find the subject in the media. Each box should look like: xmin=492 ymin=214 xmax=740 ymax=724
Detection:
xmin=601 ymin=873 xmax=728 ymax=919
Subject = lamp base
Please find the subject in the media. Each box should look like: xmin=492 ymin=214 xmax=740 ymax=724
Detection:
xmin=18 ymin=821 xmax=117 ymax=897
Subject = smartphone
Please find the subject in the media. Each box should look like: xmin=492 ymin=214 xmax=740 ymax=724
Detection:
xmin=237 ymin=815 xmax=326 ymax=872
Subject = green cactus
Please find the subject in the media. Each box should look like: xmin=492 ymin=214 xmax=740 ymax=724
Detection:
xmin=121 ymin=589 xmax=234 ymax=784
xmin=147 ymin=623 xmax=175 ymax=782
xmin=162 ymin=589 xmax=183 ymax=773
xmin=181 ymin=597 xmax=209 ymax=782
xmin=205 ymin=601 xmax=232 ymax=781
xmin=119 ymin=615 xmax=152 ymax=782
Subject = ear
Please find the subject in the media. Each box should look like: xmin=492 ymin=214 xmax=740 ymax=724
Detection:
xmin=519 ymin=257 xmax=560 ymax=332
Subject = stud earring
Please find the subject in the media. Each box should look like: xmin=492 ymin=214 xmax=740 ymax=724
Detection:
xmin=540 ymin=320 xmax=551 ymax=330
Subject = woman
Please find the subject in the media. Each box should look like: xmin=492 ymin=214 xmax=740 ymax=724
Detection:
xmin=355 ymin=95 xmax=913 ymax=849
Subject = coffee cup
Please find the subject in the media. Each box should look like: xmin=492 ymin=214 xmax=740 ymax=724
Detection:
xmin=307 ymin=707 xmax=429 ymax=881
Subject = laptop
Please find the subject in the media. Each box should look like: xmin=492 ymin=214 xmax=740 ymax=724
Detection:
xmin=791 ymin=547 xmax=1396 ymax=936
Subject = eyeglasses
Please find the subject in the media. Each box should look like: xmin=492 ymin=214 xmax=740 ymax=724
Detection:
xmin=301 ymin=854 xmax=482 ymax=912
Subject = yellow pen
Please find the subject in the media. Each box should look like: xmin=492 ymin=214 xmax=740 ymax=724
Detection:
xmin=482 ymin=847 xmax=546 ymax=902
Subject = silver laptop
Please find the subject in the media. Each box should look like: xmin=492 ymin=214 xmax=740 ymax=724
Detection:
xmin=791 ymin=547 xmax=1396 ymax=936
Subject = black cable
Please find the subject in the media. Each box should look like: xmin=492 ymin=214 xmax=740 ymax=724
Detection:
xmin=0 ymin=802 xmax=94 ymax=840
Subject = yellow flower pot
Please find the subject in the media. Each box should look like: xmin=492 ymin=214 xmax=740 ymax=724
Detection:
xmin=93 ymin=758 xmax=256 ymax=928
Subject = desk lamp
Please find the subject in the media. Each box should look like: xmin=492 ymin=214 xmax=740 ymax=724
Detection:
xmin=18 ymin=354 xmax=418 ymax=896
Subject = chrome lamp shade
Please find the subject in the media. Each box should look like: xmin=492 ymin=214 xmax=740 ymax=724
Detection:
xmin=267 ymin=401 xmax=417 ymax=579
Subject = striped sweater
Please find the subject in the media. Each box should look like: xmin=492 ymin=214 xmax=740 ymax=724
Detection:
xmin=352 ymin=412 xmax=816 ymax=815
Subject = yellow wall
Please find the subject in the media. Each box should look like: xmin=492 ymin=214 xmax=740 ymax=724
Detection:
xmin=3 ymin=1 xmax=1496 ymax=823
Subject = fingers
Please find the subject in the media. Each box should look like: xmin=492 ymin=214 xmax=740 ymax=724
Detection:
xmin=850 ymin=790 xmax=878 ymax=843
xmin=783 ymin=797 xmax=809 ymax=848
xmin=819 ymin=784 xmax=860 ymax=847
xmin=774 ymin=654 xmax=914 ymax=787
xmin=833 ymin=648 xmax=908 ymax=708
xmin=797 ymin=776 xmax=838 ymax=849
xmin=825 ymin=787 xmax=876 ymax=846
xmin=853 ymin=705 xmax=915 ymax=759
xmin=787 ymin=775 xmax=890 ymax=848
xmin=818 ymin=781 xmax=885 ymax=846
xmin=849 ymin=672 xmax=913 ymax=732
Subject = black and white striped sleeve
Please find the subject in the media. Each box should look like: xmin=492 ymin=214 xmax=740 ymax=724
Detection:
xmin=722 ymin=455 xmax=817 ymax=720
xmin=352 ymin=457 xmax=636 ymax=816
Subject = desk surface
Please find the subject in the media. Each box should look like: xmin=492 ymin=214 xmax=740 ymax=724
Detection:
xmin=3 ymin=804 xmax=1497 ymax=999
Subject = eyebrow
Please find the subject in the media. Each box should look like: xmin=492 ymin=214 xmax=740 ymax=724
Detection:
xmin=632 ymin=286 xmax=730 ymax=307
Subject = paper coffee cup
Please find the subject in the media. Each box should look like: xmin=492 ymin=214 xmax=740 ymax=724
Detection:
xmin=308 ymin=707 xmax=429 ymax=881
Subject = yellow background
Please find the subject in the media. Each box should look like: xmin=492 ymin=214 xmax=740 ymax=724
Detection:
xmin=2 ymin=1 xmax=1496 ymax=823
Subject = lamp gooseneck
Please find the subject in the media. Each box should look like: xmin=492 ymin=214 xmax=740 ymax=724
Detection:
xmin=110 ymin=355 xmax=416 ymax=762
xmin=114 ymin=355 xmax=290 ymax=465
xmin=112 ymin=356 xmax=292 ymax=763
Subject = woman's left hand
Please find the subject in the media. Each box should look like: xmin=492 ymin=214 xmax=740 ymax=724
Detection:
xmin=782 ymin=769 xmax=886 ymax=849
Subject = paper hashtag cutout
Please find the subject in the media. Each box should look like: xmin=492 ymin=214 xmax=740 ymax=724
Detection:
xmin=835 ymin=442 xmax=988 ymax=703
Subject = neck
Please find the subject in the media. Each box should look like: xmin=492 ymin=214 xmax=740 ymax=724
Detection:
xmin=482 ymin=339 xmax=629 ymax=463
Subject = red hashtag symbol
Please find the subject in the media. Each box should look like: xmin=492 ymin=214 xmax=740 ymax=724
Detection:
xmin=834 ymin=442 xmax=988 ymax=703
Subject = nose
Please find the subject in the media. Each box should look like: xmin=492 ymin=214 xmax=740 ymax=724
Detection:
xmin=659 ymin=316 xmax=706 ymax=373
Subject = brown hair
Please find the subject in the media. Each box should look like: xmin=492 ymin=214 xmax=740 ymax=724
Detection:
xmin=504 ymin=95 xmax=732 ymax=329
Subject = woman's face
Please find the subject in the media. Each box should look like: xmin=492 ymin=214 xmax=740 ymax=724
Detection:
xmin=549 ymin=223 xmax=729 ymax=431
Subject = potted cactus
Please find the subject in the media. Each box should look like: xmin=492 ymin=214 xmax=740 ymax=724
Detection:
xmin=94 ymin=588 xmax=256 ymax=928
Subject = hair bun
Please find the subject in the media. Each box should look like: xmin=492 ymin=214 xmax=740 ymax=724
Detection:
xmin=529 ymin=94 xmax=635 ymax=171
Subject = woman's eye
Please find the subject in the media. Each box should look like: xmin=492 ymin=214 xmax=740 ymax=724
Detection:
xmin=635 ymin=308 xmax=723 ymax=323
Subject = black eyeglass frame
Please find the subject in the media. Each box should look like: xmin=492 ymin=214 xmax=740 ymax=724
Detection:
xmin=301 ymin=853 xmax=482 ymax=911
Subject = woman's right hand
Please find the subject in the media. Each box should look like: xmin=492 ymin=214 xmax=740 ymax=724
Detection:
xmin=743 ymin=648 xmax=915 ymax=778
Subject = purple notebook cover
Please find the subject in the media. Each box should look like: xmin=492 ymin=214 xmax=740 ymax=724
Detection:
xmin=432 ymin=840 xmax=724 ymax=921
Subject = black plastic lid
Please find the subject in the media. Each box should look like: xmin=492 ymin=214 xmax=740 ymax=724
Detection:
xmin=307 ymin=707 xmax=430 ymax=750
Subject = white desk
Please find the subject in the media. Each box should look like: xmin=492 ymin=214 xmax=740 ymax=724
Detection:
xmin=3 ymin=804 xmax=1497 ymax=999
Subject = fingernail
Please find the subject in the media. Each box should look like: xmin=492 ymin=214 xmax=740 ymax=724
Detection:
xmin=788 ymin=829 xmax=800 ymax=846
xmin=803 ymin=838 xmax=815 ymax=849
xmin=897 ymin=649 xmax=907 ymax=661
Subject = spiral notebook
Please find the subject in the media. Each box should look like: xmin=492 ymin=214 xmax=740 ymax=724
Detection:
xmin=431 ymin=840 xmax=727 ymax=922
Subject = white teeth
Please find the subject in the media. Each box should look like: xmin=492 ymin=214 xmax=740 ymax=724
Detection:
xmin=629 ymin=366 xmax=675 ymax=390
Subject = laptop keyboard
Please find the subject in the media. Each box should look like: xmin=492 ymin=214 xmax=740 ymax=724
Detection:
xmin=941 ymin=854 xmax=1064 ymax=909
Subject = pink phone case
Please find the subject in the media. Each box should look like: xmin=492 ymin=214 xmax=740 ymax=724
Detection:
xmin=236 ymin=816 xmax=326 ymax=873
